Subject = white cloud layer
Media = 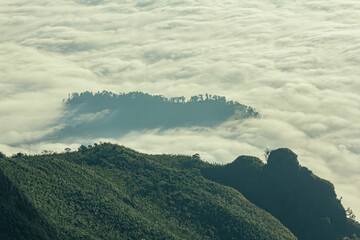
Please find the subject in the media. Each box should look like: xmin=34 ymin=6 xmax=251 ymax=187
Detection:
xmin=1 ymin=0 xmax=360 ymax=217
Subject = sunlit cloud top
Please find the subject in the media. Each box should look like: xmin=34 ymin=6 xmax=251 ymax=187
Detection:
xmin=1 ymin=0 xmax=360 ymax=217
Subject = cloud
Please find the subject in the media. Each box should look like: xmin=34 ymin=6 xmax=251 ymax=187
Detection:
xmin=1 ymin=0 xmax=360 ymax=217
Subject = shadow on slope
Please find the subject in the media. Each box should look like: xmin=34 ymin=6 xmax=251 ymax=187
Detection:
xmin=0 ymin=168 xmax=59 ymax=240
xmin=43 ymin=91 xmax=258 ymax=142
xmin=202 ymin=148 xmax=360 ymax=240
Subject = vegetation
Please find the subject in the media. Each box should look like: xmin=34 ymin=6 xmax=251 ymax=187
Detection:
xmin=43 ymin=91 xmax=258 ymax=141
xmin=2 ymin=144 xmax=358 ymax=239
xmin=202 ymin=148 xmax=360 ymax=240
xmin=0 ymin=170 xmax=59 ymax=240
xmin=0 ymin=143 xmax=295 ymax=240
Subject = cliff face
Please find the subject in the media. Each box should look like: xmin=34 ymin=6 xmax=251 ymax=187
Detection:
xmin=202 ymin=148 xmax=349 ymax=240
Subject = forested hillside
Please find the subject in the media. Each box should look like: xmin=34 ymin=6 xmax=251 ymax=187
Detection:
xmin=0 ymin=169 xmax=59 ymax=240
xmin=0 ymin=143 xmax=294 ymax=240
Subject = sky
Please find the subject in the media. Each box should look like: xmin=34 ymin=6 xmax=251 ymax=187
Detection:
xmin=1 ymin=0 xmax=359 ymax=217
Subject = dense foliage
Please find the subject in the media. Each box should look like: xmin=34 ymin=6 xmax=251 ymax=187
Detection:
xmin=202 ymin=148 xmax=360 ymax=240
xmin=0 ymin=143 xmax=295 ymax=240
xmin=0 ymin=170 xmax=59 ymax=240
xmin=43 ymin=91 xmax=258 ymax=141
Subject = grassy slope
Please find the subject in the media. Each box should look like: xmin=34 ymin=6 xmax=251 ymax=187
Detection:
xmin=0 ymin=143 xmax=295 ymax=240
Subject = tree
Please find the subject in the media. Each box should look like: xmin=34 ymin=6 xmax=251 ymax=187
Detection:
xmin=264 ymin=148 xmax=271 ymax=161
xmin=192 ymin=153 xmax=200 ymax=160
xmin=346 ymin=207 xmax=356 ymax=220
xmin=78 ymin=145 xmax=87 ymax=153
xmin=42 ymin=150 xmax=55 ymax=155
xmin=42 ymin=150 xmax=49 ymax=155
xmin=64 ymin=148 xmax=71 ymax=153
xmin=12 ymin=152 xmax=24 ymax=158
xmin=0 ymin=151 xmax=5 ymax=158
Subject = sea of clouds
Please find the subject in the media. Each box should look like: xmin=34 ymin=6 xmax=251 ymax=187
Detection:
xmin=1 ymin=0 xmax=360 ymax=217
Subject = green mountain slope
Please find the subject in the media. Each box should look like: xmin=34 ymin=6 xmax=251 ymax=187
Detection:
xmin=0 ymin=143 xmax=295 ymax=240
xmin=0 ymin=169 xmax=59 ymax=240
xmin=202 ymin=148 xmax=360 ymax=240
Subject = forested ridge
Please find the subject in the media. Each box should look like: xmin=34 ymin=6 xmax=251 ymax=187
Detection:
xmin=0 ymin=143 xmax=294 ymax=240
xmin=0 ymin=143 xmax=359 ymax=240
xmin=42 ymin=91 xmax=258 ymax=142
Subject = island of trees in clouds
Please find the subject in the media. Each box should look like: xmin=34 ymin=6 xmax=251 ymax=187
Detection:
xmin=43 ymin=91 xmax=258 ymax=142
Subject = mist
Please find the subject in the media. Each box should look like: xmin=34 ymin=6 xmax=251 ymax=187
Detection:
xmin=1 ymin=0 xmax=359 ymax=217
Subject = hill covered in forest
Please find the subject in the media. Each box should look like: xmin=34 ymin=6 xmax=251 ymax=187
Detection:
xmin=41 ymin=91 xmax=258 ymax=142
xmin=0 ymin=144 xmax=359 ymax=240
xmin=0 ymin=144 xmax=293 ymax=240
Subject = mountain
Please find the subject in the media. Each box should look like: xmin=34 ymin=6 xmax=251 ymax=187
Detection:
xmin=1 ymin=144 xmax=358 ymax=239
xmin=42 ymin=91 xmax=258 ymax=142
xmin=202 ymin=148 xmax=360 ymax=240
xmin=0 ymin=143 xmax=295 ymax=240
